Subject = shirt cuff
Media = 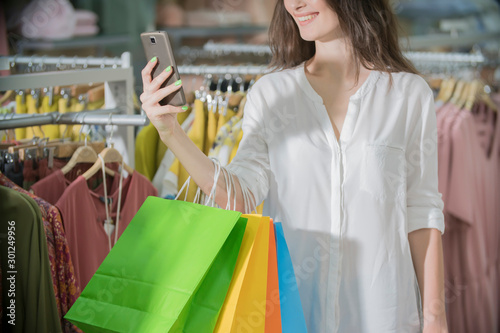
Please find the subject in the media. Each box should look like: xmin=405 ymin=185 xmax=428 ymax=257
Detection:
xmin=407 ymin=206 xmax=445 ymax=234
xmin=225 ymin=163 xmax=268 ymax=206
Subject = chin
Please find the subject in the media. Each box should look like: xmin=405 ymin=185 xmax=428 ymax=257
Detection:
xmin=298 ymin=32 xmax=317 ymax=42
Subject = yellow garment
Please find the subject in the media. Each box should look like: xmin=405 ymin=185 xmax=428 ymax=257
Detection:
xmin=176 ymin=107 xmax=191 ymax=127
xmin=71 ymin=101 xmax=86 ymax=141
xmin=227 ymin=119 xmax=264 ymax=214
xmin=58 ymin=97 xmax=72 ymax=139
xmin=40 ymin=96 xmax=60 ymax=140
xmin=135 ymin=123 xmax=160 ymax=181
xmin=25 ymin=94 xmax=39 ymax=139
xmin=155 ymin=110 xmax=192 ymax=172
xmin=216 ymin=107 xmax=236 ymax=136
xmin=229 ymin=128 xmax=243 ymax=163
xmin=204 ymin=103 xmax=219 ymax=154
xmin=175 ymin=100 xmax=206 ymax=202
xmin=15 ymin=94 xmax=27 ymax=140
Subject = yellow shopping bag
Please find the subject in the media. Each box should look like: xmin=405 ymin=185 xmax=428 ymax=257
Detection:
xmin=214 ymin=215 xmax=270 ymax=333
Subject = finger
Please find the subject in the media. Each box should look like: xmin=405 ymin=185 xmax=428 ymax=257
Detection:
xmin=150 ymin=79 xmax=183 ymax=105
xmin=149 ymin=66 xmax=174 ymax=92
xmin=141 ymin=56 xmax=158 ymax=87
xmin=149 ymin=105 xmax=187 ymax=115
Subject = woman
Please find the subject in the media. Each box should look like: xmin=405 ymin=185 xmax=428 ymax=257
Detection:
xmin=140 ymin=0 xmax=448 ymax=332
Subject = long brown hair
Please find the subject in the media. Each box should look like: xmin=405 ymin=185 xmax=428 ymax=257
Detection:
xmin=268 ymin=0 xmax=418 ymax=78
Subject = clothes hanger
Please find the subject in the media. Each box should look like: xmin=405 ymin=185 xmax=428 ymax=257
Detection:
xmin=80 ymin=117 xmax=134 ymax=180
xmin=0 ymin=91 xmax=14 ymax=105
xmin=60 ymin=121 xmax=115 ymax=176
xmin=449 ymin=79 xmax=466 ymax=106
xmin=87 ymin=84 xmax=105 ymax=104
xmin=80 ymin=146 xmax=131 ymax=180
xmin=60 ymin=144 xmax=115 ymax=176
xmin=465 ymin=80 xmax=480 ymax=112
xmin=436 ymin=77 xmax=456 ymax=103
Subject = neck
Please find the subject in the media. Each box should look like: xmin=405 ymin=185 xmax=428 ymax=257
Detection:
xmin=306 ymin=35 xmax=358 ymax=80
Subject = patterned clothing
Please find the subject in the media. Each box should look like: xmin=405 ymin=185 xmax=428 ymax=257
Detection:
xmin=0 ymin=172 xmax=81 ymax=333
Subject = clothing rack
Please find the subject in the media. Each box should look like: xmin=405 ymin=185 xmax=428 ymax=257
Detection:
xmin=0 ymin=110 xmax=148 ymax=130
xmin=202 ymin=42 xmax=495 ymax=67
xmin=0 ymin=52 xmax=140 ymax=167
xmin=0 ymin=53 xmax=129 ymax=71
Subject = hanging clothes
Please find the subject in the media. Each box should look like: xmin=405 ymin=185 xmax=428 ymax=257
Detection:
xmin=152 ymin=109 xmax=195 ymax=198
xmin=0 ymin=186 xmax=62 ymax=332
xmin=204 ymin=101 xmax=219 ymax=154
xmin=14 ymin=93 xmax=27 ymax=140
xmin=437 ymin=97 xmax=499 ymax=333
xmin=0 ymin=172 xmax=81 ymax=332
xmin=135 ymin=123 xmax=161 ymax=181
xmin=172 ymin=99 xmax=206 ymax=202
xmin=54 ymin=171 xmax=157 ymax=289
xmin=40 ymin=94 xmax=61 ymax=140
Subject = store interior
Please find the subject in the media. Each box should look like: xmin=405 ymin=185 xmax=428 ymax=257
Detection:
xmin=1 ymin=0 xmax=500 ymax=332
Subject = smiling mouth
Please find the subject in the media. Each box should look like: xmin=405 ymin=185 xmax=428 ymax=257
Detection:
xmin=297 ymin=13 xmax=318 ymax=23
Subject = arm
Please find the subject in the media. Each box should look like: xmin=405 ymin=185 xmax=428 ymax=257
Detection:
xmin=140 ymin=59 xmax=265 ymax=211
xmin=409 ymin=229 xmax=448 ymax=332
xmin=405 ymin=84 xmax=448 ymax=332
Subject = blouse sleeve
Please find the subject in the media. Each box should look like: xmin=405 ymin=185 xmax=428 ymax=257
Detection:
xmin=226 ymin=93 xmax=271 ymax=207
xmin=406 ymin=89 xmax=445 ymax=234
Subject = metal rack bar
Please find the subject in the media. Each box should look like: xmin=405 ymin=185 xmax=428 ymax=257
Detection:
xmin=0 ymin=111 xmax=148 ymax=130
xmin=178 ymin=64 xmax=269 ymax=75
xmin=0 ymin=52 xmax=136 ymax=166
xmin=201 ymin=42 xmax=494 ymax=66
xmin=0 ymin=52 xmax=130 ymax=72
xmin=0 ymin=67 xmax=132 ymax=92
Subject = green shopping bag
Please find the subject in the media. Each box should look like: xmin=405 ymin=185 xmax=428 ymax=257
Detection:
xmin=65 ymin=197 xmax=247 ymax=333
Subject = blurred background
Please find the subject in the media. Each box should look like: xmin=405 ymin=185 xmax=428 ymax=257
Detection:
xmin=0 ymin=2 xmax=500 ymax=332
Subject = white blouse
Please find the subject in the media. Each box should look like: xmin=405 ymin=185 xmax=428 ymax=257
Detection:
xmin=226 ymin=63 xmax=445 ymax=333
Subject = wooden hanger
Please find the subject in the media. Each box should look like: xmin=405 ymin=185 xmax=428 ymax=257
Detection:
xmin=438 ymin=78 xmax=457 ymax=104
xmin=7 ymin=137 xmax=44 ymax=160
xmin=450 ymin=80 xmax=466 ymax=106
xmin=464 ymin=80 xmax=480 ymax=111
xmin=457 ymin=81 xmax=471 ymax=110
xmin=0 ymin=90 xmax=14 ymax=105
xmin=60 ymin=144 xmax=115 ymax=176
xmin=87 ymin=84 xmax=105 ymax=103
xmin=81 ymin=146 xmax=134 ymax=181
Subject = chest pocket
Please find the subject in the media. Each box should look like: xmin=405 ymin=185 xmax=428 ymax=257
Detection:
xmin=360 ymin=144 xmax=406 ymax=203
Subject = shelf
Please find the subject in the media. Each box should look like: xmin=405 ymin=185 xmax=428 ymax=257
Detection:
xmin=159 ymin=26 xmax=268 ymax=49
xmin=404 ymin=31 xmax=500 ymax=50
xmin=16 ymin=34 xmax=131 ymax=54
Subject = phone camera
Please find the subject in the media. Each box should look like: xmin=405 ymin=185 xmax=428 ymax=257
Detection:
xmin=150 ymin=37 xmax=156 ymax=44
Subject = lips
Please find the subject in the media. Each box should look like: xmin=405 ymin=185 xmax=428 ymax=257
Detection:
xmin=295 ymin=13 xmax=318 ymax=26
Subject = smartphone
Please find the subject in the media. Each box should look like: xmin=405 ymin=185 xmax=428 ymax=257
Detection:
xmin=141 ymin=31 xmax=186 ymax=106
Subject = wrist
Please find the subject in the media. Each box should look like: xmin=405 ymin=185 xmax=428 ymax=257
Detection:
xmin=159 ymin=119 xmax=182 ymax=144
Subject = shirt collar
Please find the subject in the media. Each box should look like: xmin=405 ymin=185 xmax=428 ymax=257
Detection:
xmin=294 ymin=62 xmax=381 ymax=104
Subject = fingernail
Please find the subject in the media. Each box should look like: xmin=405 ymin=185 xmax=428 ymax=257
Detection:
xmin=150 ymin=56 xmax=157 ymax=63
xmin=182 ymin=105 xmax=189 ymax=111
xmin=174 ymin=80 xmax=182 ymax=86
xmin=165 ymin=66 xmax=172 ymax=72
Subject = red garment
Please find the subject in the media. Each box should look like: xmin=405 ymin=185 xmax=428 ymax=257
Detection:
xmin=437 ymin=103 xmax=469 ymax=333
xmin=0 ymin=172 xmax=81 ymax=333
xmin=444 ymin=102 xmax=498 ymax=333
xmin=30 ymin=164 xmax=112 ymax=205
xmin=55 ymin=171 xmax=157 ymax=289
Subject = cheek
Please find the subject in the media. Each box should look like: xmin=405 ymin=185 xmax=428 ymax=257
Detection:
xmin=283 ymin=0 xmax=293 ymax=15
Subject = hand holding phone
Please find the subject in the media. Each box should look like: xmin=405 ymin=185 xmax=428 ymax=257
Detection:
xmin=140 ymin=31 xmax=186 ymax=106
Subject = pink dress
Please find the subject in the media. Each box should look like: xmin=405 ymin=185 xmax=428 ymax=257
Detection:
xmin=55 ymin=171 xmax=157 ymax=289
